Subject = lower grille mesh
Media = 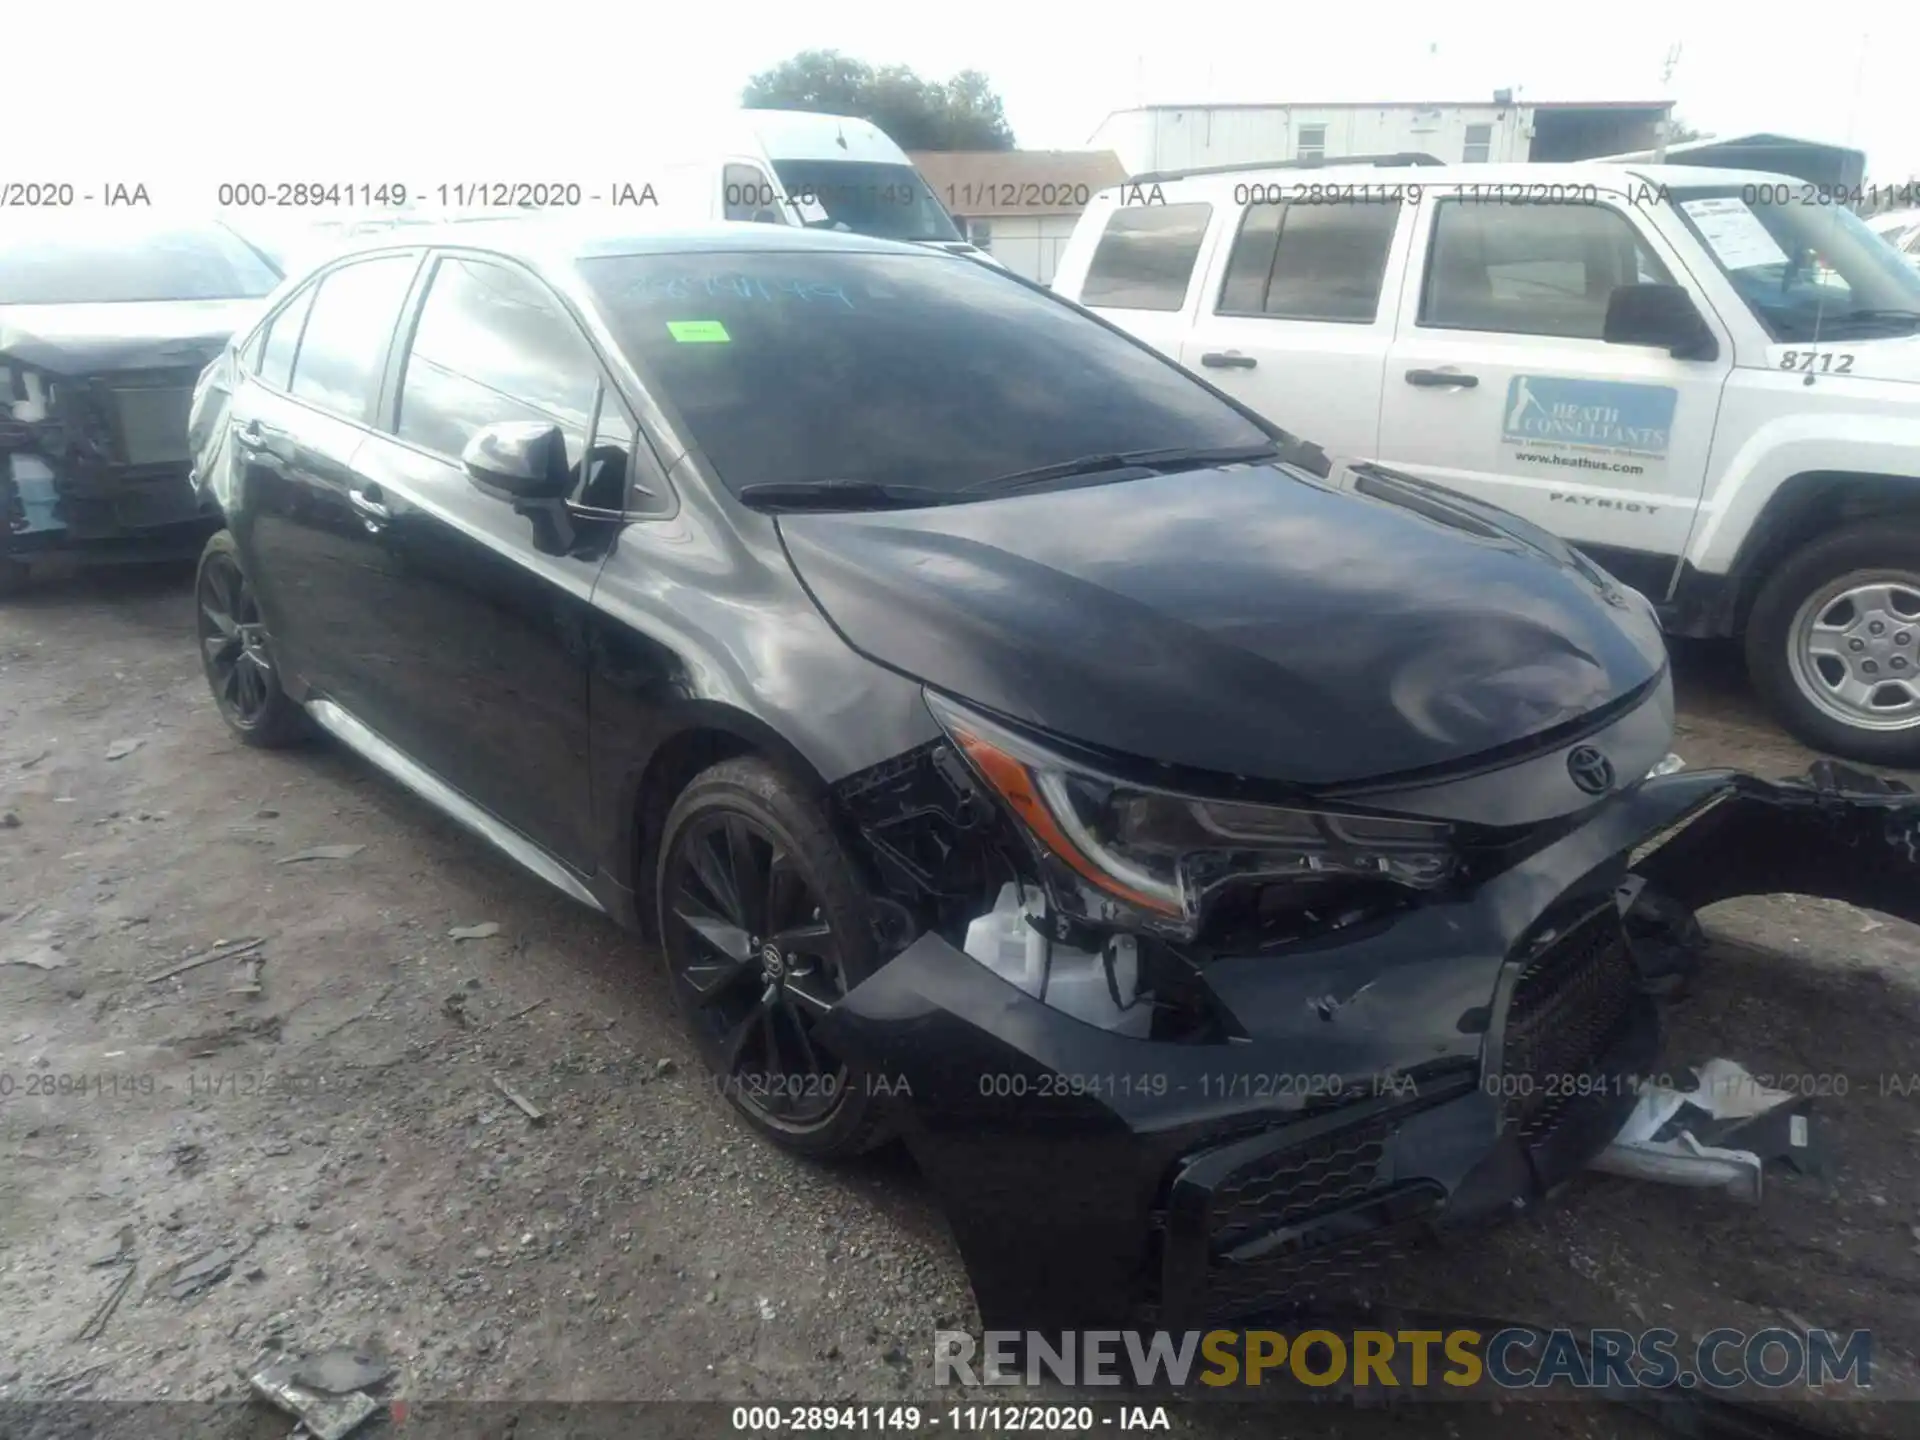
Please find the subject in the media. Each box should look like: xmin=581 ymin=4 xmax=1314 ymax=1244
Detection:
xmin=1500 ymin=904 xmax=1640 ymax=1145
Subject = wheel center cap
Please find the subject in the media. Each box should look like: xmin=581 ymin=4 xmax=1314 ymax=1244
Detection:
xmin=760 ymin=943 xmax=785 ymax=981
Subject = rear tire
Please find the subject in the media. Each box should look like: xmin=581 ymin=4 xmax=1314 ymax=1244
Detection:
xmin=195 ymin=531 xmax=309 ymax=749
xmin=656 ymin=756 xmax=894 ymax=1160
xmin=1744 ymin=520 xmax=1920 ymax=767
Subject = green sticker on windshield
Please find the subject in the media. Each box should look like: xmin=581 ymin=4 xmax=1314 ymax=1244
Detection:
xmin=667 ymin=320 xmax=731 ymax=343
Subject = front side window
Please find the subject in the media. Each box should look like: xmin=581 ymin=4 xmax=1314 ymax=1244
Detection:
xmin=581 ymin=250 xmax=1270 ymax=497
xmin=288 ymin=254 xmax=419 ymax=421
xmin=396 ymin=256 xmax=599 ymax=468
xmin=1420 ymin=200 xmax=1674 ymax=339
xmin=257 ymin=283 xmax=317 ymax=391
xmin=1672 ymin=189 xmax=1920 ymax=342
xmin=1217 ymin=201 xmax=1400 ymax=322
xmin=766 ymin=160 xmax=963 ymax=243
xmin=1081 ymin=203 xmax=1214 ymax=312
xmin=0 ymin=221 xmax=281 ymax=305
xmin=1463 ymin=124 xmax=1493 ymax=164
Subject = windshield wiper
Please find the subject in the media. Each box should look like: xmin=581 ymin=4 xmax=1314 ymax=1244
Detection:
xmin=736 ymin=479 xmax=954 ymax=512
xmin=962 ymin=442 xmax=1281 ymax=496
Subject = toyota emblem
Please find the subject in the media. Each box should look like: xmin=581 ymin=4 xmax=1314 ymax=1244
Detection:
xmin=1566 ymin=745 xmax=1616 ymax=796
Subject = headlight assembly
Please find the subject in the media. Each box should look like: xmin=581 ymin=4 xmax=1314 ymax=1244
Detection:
xmin=927 ymin=692 xmax=1459 ymax=940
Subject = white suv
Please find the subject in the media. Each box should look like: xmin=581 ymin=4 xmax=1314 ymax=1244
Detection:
xmin=1051 ymin=159 xmax=1920 ymax=766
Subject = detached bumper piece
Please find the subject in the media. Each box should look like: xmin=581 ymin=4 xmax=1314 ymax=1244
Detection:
xmin=820 ymin=762 xmax=1920 ymax=1332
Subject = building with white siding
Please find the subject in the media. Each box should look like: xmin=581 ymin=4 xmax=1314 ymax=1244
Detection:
xmin=909 ymin=150 xmax=1128 ymax=284
xmin=1086 ymin=98 xmax=1673 ymax=177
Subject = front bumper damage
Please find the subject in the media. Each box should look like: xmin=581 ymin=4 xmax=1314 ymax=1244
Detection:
xmin=817 ymin=761 xmax=1920 ymax=1332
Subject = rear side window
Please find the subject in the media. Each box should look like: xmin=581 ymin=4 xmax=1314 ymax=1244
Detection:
xmin=256 ymin=284 xmax=317 ymax=390
xmin=289 ymin=255 xmax=419 ymax=421
xmin=1419 ymin=200 xmax=1673 ymax=339
xmin=1217 ymin=202 xmax=1400 ymax=322
xmin=1080 ymin=203 xmax=1213 ymax=311
xmin=396 ymin=256 xmax=600 ymax=468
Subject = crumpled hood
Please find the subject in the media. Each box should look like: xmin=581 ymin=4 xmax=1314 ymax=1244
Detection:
xmin=777 ymin=464 xmax=1669 ymax=787
xmin=0 ymin=299 xmax=262 ymax=376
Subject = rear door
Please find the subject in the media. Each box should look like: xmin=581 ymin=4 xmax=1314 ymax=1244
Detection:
xmin=230 ymin=252 xmax=423 ymax=707
xmin=1176 ymin=194 xmax=1411 ymax=462
xmin=1374 ymin=190 xmax=1732 ymax=581
xmin=343 ymin=251 xmax=646 ymax=870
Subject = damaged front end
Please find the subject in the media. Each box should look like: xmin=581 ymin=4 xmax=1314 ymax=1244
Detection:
xmin=820 ymin=699 xmax=1920 ymax=1333
xmin=2 ymin=323 xmax=234 ymax=567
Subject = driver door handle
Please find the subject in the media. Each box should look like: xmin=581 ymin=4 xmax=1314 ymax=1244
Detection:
xmin=1405 ymin=368 xmax=1479 ymax=388
xmin=348 ymin=484 xmax=391 ymax=529
xmin=1201 ymin=351 xmax=1258 ymax=369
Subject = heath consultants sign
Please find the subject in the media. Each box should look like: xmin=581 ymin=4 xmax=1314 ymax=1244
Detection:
xmin=1500 ymin=375 xmax=1679 ymax=481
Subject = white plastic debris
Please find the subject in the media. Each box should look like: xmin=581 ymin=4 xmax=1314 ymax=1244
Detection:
xmin=1588 ymin=1059 xmax=1804 ymax=1204
xmin=1645 ymin=752 xmax=1687 ymax=779
xmin=961 ymin=882 xmax=1149 ymax=1035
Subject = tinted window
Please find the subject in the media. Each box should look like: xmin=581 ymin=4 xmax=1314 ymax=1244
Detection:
xmin=288 ymin=255 xmax=418 ymax=421
xmin=1081 ymin=204 xmax=1213 ymax=311
xmin=257 ymin=284 xmax=317 ymax=390
xmin=396 ymin=257 xmax=599 ymax=467
xmin=768 ymin=160 xmax=962 ymax=243
xmin=1420 ymin=200 xmax=1673 ymax=339
xmin=582 ymin=250 xmax=1268 ymax=496
xmin=0 ymin=222 xmax=280 ymax=305
xmin=1217 ymin=202 xmax=1399 ymax=321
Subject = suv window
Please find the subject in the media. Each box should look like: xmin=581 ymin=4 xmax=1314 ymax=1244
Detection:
xmin=288 ymin=255 xmax=419 ymax=421
xmin=724 ymin=164 xmax=780 ymax=223
xmin=1218 ymin=201 xmax=1399 ymax=322
xmin=1080 ymin=204 xmax=1214 ymax=311
xmin=257 ymin=283 xmax=317 ymax=390
xmin=0 ymin=221 xmax=280 ymax=305
xmin=1420 ymin=200 xmax=1674 ymax=339
xmin=581 ymin=250 xmax=1269 ymax=496
xmin=396 ymin=256 xmax=600 ymax=469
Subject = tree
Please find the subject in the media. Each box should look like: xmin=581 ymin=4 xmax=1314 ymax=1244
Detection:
xmin=742 ymin=51 xmax=1015 ymax=151
xmin=1665 ymin=116 xmax=1709 ymax=145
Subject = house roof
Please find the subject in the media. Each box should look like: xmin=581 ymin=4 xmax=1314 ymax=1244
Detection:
xmin=907 ymin=150 xmax=1128 ymax=216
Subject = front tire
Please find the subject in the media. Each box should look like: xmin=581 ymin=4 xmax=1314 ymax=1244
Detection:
xmin=195 ymin=531 xmax=309 ymax=749
xmin=1745 ymin=520 xmax=1920 ymax=766
xmin=656 ymin=756 xmax=893 ymax=1160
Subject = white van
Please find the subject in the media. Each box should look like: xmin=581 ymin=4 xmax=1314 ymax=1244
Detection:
xmin=1051 ymin=159 xmax=1920 ymax=765
xmin=644 ymin=110 xmax=999 ymax=265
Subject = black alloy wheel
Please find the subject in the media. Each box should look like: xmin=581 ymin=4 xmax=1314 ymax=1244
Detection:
xmin=658 ymin=757 xmax=891 ymax=1157
xmin=195 ymin=531 xmax=307 ymax=747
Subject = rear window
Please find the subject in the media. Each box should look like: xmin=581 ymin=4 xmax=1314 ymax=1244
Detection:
xmin=581 ymin=249 xmax=1267 ymax=495
xmin=1217 ymin=201 xmax=1400 ymax=322
xmin=1080 ymin=204 xmax=1213 ymax=311
xmin=0 ymin=223 xmax=281 ymax=305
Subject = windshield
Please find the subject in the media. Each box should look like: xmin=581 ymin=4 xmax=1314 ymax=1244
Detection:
xmin=581 ymin=250 xmax=1271 ymax=497
xmin=0 ymin=221 xmax=281 ymax=305
xmin=767 ymin=160 xmax=964 ymax=243
xmin=1672 ymin=189 xmax=1920 ymax=342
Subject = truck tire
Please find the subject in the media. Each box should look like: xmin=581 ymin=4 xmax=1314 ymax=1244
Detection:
xmin=1744 ymin=520 xmax=1920 ymax=767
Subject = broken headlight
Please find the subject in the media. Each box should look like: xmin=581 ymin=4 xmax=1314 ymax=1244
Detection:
xmin=927 ymin=692 xmax=1459 ymax=940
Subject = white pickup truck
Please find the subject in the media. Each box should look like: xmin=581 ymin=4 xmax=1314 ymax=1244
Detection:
xmin=1050 ymin=159 xmax=1920 ymax=766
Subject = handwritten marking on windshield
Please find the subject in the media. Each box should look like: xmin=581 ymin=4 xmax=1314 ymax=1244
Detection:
xmin=623 ymin=274 xmax=855 ymax=309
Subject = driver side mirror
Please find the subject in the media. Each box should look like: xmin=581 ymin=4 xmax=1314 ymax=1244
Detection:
xmin=461 ymin=421 xmax=571 ymax=502
xmin=1603 ymin=284 xmax=1720 ymax=362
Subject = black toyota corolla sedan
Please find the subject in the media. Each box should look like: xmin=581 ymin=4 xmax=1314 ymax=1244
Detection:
xmin=187 ymin=218 xmax=1920 ymax=1332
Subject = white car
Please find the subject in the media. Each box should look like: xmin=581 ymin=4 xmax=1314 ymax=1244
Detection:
xmin=1050 ymin=160 xmax=1920 ymax=764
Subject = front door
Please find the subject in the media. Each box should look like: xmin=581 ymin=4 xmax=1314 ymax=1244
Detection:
xmin=1375 ymin=191 xmax=1733 ymax=589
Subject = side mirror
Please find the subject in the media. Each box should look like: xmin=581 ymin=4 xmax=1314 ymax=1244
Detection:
xmin=1603 ymin=283 xmax=1719 ymax=362
xmin=461 ymin=421 xmax=571 ymax=502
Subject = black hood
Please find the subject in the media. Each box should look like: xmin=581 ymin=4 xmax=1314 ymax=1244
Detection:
xmin=0 ymin=299 xmax=261 ymax=376
xmin=777 ymin=464 xmax=1669 ymax=788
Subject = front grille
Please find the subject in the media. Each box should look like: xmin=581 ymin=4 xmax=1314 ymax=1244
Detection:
xmin=1499 ymin=903 xmax=1640 ymax=1145
xmin=1210 ymin=1121 xmax=1389 ymax=1254
xmin=110 ymin=385 xmax=194 ymax=466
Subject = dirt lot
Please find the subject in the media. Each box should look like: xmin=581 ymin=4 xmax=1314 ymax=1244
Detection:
xmin=2 ymin=564 xmax=1918 ymax=1439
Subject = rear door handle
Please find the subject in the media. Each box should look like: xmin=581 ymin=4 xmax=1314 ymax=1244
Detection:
xmin=348 ymin=484 xmax=391 ymax=529
xmin=1201 ymin=351 xmax=1258 ymax=369
xmin=235 ymin=418 xmax=266 ymax=446
xmin=1405 ymin=368 xmax=1479 ymax=388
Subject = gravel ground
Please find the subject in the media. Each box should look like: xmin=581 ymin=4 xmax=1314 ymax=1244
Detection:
xmin=2 ymin=564 xmax=1918 ymax=1440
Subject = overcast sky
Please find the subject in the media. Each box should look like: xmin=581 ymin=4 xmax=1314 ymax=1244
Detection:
xmin=17 ymin=2 xmax=1919 ymax=196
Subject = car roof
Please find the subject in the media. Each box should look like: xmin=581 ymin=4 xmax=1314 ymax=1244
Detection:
xmin=1093 ymin=159 xmax=1801 ymax=202
xmin=313 ymin=214 xmax=942 ymax=269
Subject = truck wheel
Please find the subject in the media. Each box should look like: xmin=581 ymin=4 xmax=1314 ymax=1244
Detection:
xmin=1744 ymin=520 xmax=1920 ymax=766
